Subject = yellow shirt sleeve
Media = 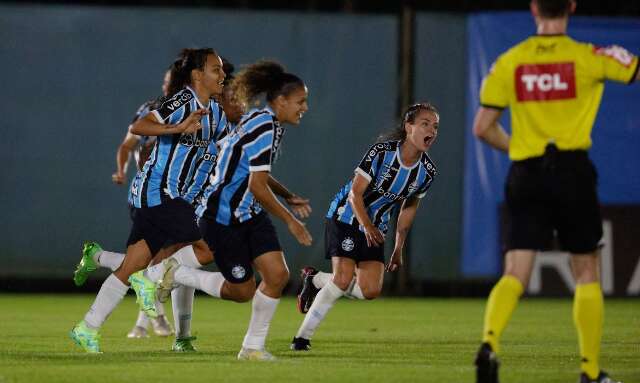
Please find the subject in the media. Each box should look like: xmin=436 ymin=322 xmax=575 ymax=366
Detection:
xmin=480 ymin=55 xmax=510 ymax=109
xmin=590 ymin=44 xmax=639 ymax=84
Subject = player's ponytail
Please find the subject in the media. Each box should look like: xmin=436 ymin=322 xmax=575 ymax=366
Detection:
xmin=377 ymin=102 xmax=438 ymax=143
xmin=167 ymin=48 xmax=218 ymax=96
xmin=232 ymin=60 xmax=304 ymax=108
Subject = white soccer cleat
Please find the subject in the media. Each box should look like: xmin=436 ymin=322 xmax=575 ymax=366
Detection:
xmin=156 ymin=258 xmax=179 ymax=303
xmin=126 ymin=325 xmax=149 ymax=339
xmin=150 ymin=315 xmax=174 ymax=337
xmin=237 ymin=347 xmax=276 ymax=361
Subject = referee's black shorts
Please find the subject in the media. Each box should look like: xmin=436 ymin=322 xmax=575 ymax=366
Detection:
xmin=504 ymin=146 xmax=602 ymax=254
xmin=127 ymin=197 xmax=201 ymax=256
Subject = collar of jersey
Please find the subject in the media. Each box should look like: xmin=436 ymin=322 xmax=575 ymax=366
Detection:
xmin=533 ymin=33 xmax=567 ymax=37
xmin=263 ymin=105 xmax=280 ymax=126
xmin=185 ymin=85 xmax=209 ymax=110
xmin=395 ymin=142 xmax=421 ymax=170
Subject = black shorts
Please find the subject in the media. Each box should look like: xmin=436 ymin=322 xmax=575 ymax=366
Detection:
xmin=199 ymin=212 xmax=282 ymax=284
xmin=324 ymin=218 xmax=385 ymax=263
xmin=127 ymin=198 xmax=201 ymax=256
xmin=505 ymin=146 xmax=602 ymax=254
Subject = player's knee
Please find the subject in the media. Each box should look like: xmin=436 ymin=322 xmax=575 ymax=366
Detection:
xmin=192 ymin=242 xmax=214 ymax=265
xmin=332 ymin=274 xmax=352 ymax=291
xmin=228 ymin=283 xmax=255 ymax=303
xmin=361 ymin=285 xmax=382 ymax=300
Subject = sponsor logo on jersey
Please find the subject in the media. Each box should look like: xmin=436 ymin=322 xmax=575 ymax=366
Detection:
xmin=593 ymin=45 xmax=635 ymax=67
xmin=341 ymin=237 xmax=355 ymax=252
xmin=166 ymin=91 xmax=193 ymax=112
xmin=515 ymin=62 xmax=576 ymax=102
xmin=179 ymin=134 xmax=210 ymax=148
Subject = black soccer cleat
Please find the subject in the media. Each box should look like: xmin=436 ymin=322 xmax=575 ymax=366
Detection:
xmin=579 ymin=371 xmax=621 ymax=383
xmin=475 ymin=342 xmax=499 ymax=383
xmin=297 ymin=266 xmax=320 ymax=314
xmin=290 ymin=336 xmax=311 ymax=351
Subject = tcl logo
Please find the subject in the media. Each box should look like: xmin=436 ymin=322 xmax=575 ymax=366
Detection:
xmin=515 ymin=62 xmax=576 ymax=102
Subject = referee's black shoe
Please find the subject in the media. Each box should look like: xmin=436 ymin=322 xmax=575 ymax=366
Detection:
xmin=579 ymin=371 xmax=620 ymax=383
xmin=475 ymin=342 xmax=499 ymax=383
xmin=290 ymin=337 xmax=311 ymax=351
xmin=297 ymin=266 xmax=320 ymax=314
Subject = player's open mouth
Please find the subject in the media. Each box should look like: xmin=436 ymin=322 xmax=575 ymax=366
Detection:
xmin=424 ymin=135 xmax=433 ymax=145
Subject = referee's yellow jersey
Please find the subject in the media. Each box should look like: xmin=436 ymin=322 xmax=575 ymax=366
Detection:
xmin=480 ymin=35 xmax=639 ymax=161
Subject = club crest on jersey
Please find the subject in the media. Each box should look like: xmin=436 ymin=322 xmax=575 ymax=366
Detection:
xmin=341 ymin=237 xmax=355 ymax=252
xmin=407 ymin=180 xmax=419 ymax=194
xmin=515 ymin=62 xmax=576 ymax=102
xmin=231 ymin=265 xmax=246 ymax=279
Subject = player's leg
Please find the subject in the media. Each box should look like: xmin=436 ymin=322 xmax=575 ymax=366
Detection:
xmin=236 ymin=251 xmax=287 ymax=361
xmin=292 ymin=256 xmax=354 ymax=351
xmin=70 ymin=239 xmax=154 ymax=353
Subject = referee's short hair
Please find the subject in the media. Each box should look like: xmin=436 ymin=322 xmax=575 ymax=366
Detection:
xmin=533 ymin=0 xmax=573 ymax=18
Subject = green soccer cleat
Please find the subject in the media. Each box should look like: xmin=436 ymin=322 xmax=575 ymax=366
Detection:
xmin=237 ymin=347 xmax=276 ymax=361
xmin=73 ymin=242 xmax=102 ymax=286
xmin=70 ymin=320 xmax=102 ymax=353
xmin=172 ymin=336 xmax=198 ymax=352
xmin=129 ymin=271 xmax=158 ymax=318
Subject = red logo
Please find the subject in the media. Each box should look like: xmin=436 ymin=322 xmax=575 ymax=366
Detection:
xmin=515 ymin=62 xmax=576 ymax=102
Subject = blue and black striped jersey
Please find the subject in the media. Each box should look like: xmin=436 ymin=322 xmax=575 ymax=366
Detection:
xmin=196 ymin=107 xmax=284 ymax=225
xmin=128 ymin=86 xmax=229 ymax=208
xmin=326 ymin=140 xmax=437 ymax=234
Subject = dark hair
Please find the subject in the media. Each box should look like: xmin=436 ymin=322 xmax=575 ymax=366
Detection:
xmin=533 ymin=0 xmax=573 ymax=18
xmin=221 ymin=57 xmax=235 ymax=86
xmin=167 ymin=48 xmax=218 ymax=95
xmin=232 ymin=60 xmax=304 ymax=107
xmin=377 ymin=102 xmax=439 ymax=143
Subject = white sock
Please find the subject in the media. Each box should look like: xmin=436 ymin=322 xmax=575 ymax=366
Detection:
xmin=171 ymin=286 xmax=195 ymax=338
xmin=242 ymin=289 xmax=280 ymax=350
xmin=143 ymin=247 xmax=202 ymax=282
xmin=135 ymin=310 xmax=150 ymax=328
xmin=96 ymin=251 xmax=125 ymax=272
xmin=296 ymin=281 xmax=344 ymax=340
xmin=344 ymin=279 xmax=365 ymax=300
xmin=155 ymin=298 xmax=166 ymax=316
xmin=312 ymin=271 xmax=332 ymax=289
xmin=173 ymin=267 xmax=225 ymax=298
xmin=84 ymin=274 xmax=129 ymax=329
xmin=170 ymin=246 xmax=202 ymax=268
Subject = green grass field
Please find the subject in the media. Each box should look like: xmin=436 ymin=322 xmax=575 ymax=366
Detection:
xmin=0 ymin=294 xmax=637 ymax=383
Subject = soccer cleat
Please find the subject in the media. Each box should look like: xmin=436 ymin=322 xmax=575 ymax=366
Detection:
xmin=156 ymin=258 xmax=179 ymax=303
xmin=237 ymin=347 xmax=276 ymax=361
xmin=73 ymin=242 xmax=101 ymax=286
xmin=70 ymin=320 xmax=102 ymax=353
xmin=290 ymin=336 xmax=311 ymax=351
xmin=579 ymin=371 xmax=621 ymax=383
xmin=475 ymin=342 xmax=499 ymax=383
xmin=172 ymin=336 xmax=198 ymax=352
xmin=126 ymin=325 xmax=149 ymax=339
xmin=151 ymin=314 xmax=174 ymax=337
xmin=297 ymin=266 xmax=320 ymax=314
xmin=129 ymin=271 xmax=158 ymax=318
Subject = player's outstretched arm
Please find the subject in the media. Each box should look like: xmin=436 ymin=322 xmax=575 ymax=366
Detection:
xmin=348 ymin=173 xmax=384 ymax=248
xmin=472 ymin=106 xmax=510 ymax=152
xmin=387 ymin=196 xmax=421 ymax=272
xmin=130 ymin=109 xmax=207 ymax=137
xmin=267 ymin=175 xmax=312 ymax=219
xmin=112 ymin=130 xmax=139 ymax=184
xmin=250 ymin=171 xmax=312 ymax=246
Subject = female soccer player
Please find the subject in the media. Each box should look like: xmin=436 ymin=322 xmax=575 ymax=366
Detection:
xmin=291 ymin=102 xmax=439 ymax=351
xmin=140 ymin=60 xmax=312 ymax=361
xmin=70 ymin=47 xmax=229 ymax=353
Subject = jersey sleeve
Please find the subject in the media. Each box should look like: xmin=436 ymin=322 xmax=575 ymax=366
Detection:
xmin=355 ymin=143 xmax=386 ymax=183
xmin=480 ymin=54 xmax=510 ymax=109
xmin=150 ymin=91 xmax=194 ymax=124
xmin=245 ymin=123 xmax=275 ymax=173
xmin=415 ymin=178 xmax=434 ymax=199
xmin=590 ymin=45 xmax=639 ymax=84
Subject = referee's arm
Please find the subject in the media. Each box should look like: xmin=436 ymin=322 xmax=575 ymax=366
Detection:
xmin=473 ymin=106 xmax=510 ymax=153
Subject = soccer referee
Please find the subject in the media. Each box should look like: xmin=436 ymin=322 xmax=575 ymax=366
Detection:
xmin=471 ymin=1 xmax=639 ymax=383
